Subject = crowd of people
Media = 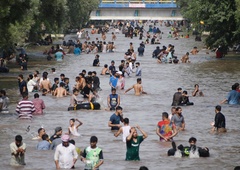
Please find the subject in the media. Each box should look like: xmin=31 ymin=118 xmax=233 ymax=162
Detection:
xmin=2 ymin=20 xmax=240 ymax=169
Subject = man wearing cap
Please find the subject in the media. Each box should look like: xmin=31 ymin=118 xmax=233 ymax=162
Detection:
xmin=109 ymin=60 xmax=116 ymax=76
xmin=54 ymin=135 xmax=78 ymax=169
xmin=50 ymin=127 xmax=63 ymax=150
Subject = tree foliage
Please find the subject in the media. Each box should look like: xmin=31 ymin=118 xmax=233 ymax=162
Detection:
xmin=0 ymin=0 xmax=99 ymax=50
xmin=178 ymin=0 xmax=240 ymax=48
xmin=0 ymin=0 xmax=40 ymax=49
xmin=66 ymin=0 xmax=99 ymax=29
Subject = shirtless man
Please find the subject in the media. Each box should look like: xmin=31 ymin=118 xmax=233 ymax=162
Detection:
xmin=190 ymin=47 xmax=199 ymax=55
xmin=181 ymin=52 xmax=190 ymax=63
xmin=40 ymin=74 xmax=51 ymax=93
xmin=124 ymin=78 xmax=147 ymax=96
xmin=54 ymin=82 xmax=67 ymax=97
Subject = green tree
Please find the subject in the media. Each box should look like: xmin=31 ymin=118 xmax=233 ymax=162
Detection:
xmin=0 ymin=0 xmax=40 ymax=49
xmin=66 ymin=0 xmax=99 ymax=29
xmin=38 ymin=0 xmax=68 ymax=33
xmin=178 ymin=0 xmax=239 ymax=48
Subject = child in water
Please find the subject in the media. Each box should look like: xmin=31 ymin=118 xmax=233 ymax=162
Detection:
xmin=68 ymin=118 xmax=83 ymax=137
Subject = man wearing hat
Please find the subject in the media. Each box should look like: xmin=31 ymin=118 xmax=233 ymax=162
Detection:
xmin=54 ymin=135 xmax=78 ymax=169
xmin=50 ymin=127 xmax=62 ymax=150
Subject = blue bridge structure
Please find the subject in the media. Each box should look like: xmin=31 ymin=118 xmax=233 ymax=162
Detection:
xmin=90 ymin=0 xmax=183 ymax=20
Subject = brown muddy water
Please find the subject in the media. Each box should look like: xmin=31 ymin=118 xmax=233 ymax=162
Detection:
xmin=0 ymin=24 xmax=240 ymax=170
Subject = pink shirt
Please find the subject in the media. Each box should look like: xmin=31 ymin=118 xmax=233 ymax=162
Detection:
xmin=32 ymin=98 xmax=45 ymax=115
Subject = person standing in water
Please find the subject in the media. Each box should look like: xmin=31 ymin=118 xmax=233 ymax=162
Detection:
xmin=68 ymin=118 xmax=83 ymax=137
xmin=124 ymin=78 xmax=147 ymax=95
xmin=114 ymin=118 xmax=131 ymax=143
xmin=10 ymin=135 xmax=26 ymax=166
xmin=81 ymin=136 xmax=104 ymax=170
xmin=211 ymin=105 xmax=227 ymax=133
xmin=125 ymin=125 xmax=148 ymax=161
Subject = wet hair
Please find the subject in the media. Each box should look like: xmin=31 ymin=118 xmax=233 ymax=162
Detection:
xmin=186 ymin=52 xmax=189 ymax=55
xmin=82 ymin=69 xmax=86 ymax=74
xmin=60 ymin=73 xmax=65 ymax=77
xmin=73 ymin=89 xmax=79 ymax=93
xmin=215 ymin=105 xmax=221 ymax=111
xmin=171 ymin=106 xmax=176 ymax=110
xmin=232 ymin=84 xmax=237 ymax=90
xmin=136 ymin=62 xmax=140 ymax=65
xmin=111 ymin=88 xmax=116 ymax=91
xmin=60 ymin=82 xmax=65 ymax=87
xmin=188 ymin=137 xmax=197 ymax=143
xmin=34 ymin=93 xmax=39 ymax=98
xmin=42 ymin=89 xmax=47 ymax=94
xmin=54 ymin=78 xmax=59 ymax=82
xmin=139 ymin=166 xmax=149 ymax=170
xmin=176 ymin=106 xmax=182 ymax=111
xmin=162 ymin=112 xmax=168 ymax=118
xmin=137 ymin=78 xmax=141 ymax=82
xmin=88 ymin=71 xmax=92 ymax=75
xmin=64 ymin=78 xmax=69 ymax=82
xmin=116 ymin=106 xmax=122 ymax=111
xmin=18 ymin=74 xmax=23 ymax=79
xmin=15 ymin=135 xmax=22 ymax=142
xmin=104 ymin=64 xmax=108 ymax=68
xmin=90 ymin=136 xmax=98 ymax=143
xmin=123 ymin=118 xmax=129 ymax=124
xmin=22 ymin=92 xmax=28 ymax=98
xmin=42 ymin=134 xmax=48 ymax=140
xmin=70 ymin=118 xmax=75 ymax=122
xmin=38 ymin=127 xmax=44 ymax=134
xmin=0 ymin=89 xmax=6 ymax=96
xmin=92 ymin=71 xmax=96 ymax=75
xmin=69 ymin=139 xmax=75 ymax=145
xmin=96 ymin=54 xmax=99 ymax=58
xmin=194 ymin=84 xmax=199 ymax=87
xmin=35 ymin=70 xmax=39 ymax=74
xmin=183 ymin=90 xmax=188 ymax=94
xmin=51 ymin=68 xmax=55 ymax=72
xmin=29 ymin=74 xmax=33 ymax=79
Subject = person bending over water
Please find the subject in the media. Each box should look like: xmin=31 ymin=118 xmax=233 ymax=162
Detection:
xmin=168 ymin=137 xmax=210 ymax=157
xmin=124 ymin=78 xmax=147 ymax=95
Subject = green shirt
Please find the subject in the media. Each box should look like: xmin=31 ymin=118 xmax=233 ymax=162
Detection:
xmin=125 ymin=136 xmax=144 ymax=161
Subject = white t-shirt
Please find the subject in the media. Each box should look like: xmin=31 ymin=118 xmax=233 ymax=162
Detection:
xmin=27 ymin=79 xmax=37 ymax=92
xmin=122 ymin=125 xmax=131 ymax=142
xmin=54 ymin=143 xmax=78 ymax=169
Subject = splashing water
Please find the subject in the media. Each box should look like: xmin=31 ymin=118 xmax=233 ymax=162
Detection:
xmin=174 ymin=150 xmax=183 ymax=158
xmin=189 ymin=148 xmax=200 ymax=158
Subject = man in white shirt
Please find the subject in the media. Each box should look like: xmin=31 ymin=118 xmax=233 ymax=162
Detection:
xmin=54 ymin=135 xmax=78 ymax=169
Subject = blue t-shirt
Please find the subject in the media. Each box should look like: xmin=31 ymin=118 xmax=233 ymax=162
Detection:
xmin=74 ymin=47 xmax=81 ymax=55
xmin=55 ymin=51 xmax=63 ymax=61
xmin=37 ymin=140 xmax=50 ymax=150
xmin=109 ymin=113 xmax=121 ymax=130
xmin=227 ymin=90 xmax=240 ymax=104
xmin=109 ymin=76 xmax=118 ymax=88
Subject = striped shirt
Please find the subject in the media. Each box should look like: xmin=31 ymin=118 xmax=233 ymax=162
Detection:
xmin=16 ymin=99 xmax=35 ymax=119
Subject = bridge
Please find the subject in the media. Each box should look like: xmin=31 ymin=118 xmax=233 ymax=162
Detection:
xmin=90 ymin=0 xmax=183 ymax=20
